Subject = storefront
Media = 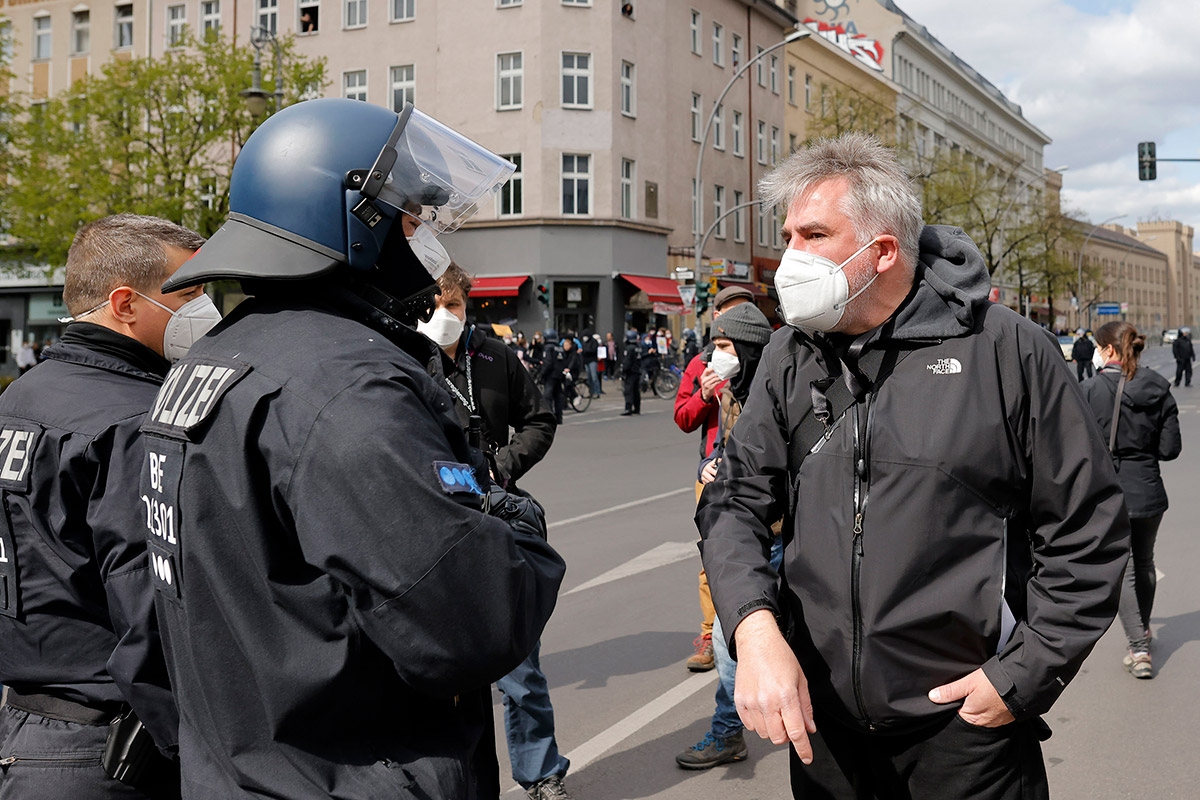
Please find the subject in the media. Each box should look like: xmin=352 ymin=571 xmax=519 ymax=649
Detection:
xmin=618 ymin=273 xmax=687 ymax=334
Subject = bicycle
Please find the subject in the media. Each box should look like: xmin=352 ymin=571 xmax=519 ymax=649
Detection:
xmin=565 ymin=377 xmax=592 ymax=413
xmin=640 ymin=360 xmax=681 ymax=398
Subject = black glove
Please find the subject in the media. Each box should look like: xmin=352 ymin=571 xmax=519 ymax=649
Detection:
xmin=483 ymin=486 xmax=548 ymax=541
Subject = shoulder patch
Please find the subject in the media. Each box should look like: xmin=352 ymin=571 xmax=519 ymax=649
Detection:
xmin=0 ymin=423 xmax=44 ymax=492
xmin=434 ymin=461 xmax=484 ymax=496
xmin=142 ymin=359 xmax=250 ymax=438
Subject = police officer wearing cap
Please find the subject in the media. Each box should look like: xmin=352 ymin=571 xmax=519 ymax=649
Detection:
xmin=0 ymin=214 xmax=213 ymax=799
xmin=137 ymin=99 xmax=565 ymax=799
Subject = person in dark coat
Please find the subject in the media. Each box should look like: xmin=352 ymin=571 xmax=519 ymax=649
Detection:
xmin=1071 ymin=328 xmax=1095 ymax=382
xmin=621 ymin=329 xmax=642 ymax=416
xmin=1082 ymin=321 xmax=1181 ymax=679
xmin=0 ymin=214 xmax=210 ymax=799
xmin=538 ymin=329 xmax=568 ymax=424
xmin=1171 ymin=326 xmax=1194 ymax=386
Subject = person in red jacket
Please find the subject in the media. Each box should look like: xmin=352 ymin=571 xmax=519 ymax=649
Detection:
xmin=673 ymin=285 xmax=756 ymax=671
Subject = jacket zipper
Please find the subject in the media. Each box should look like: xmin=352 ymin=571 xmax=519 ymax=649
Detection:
xmin=0 ymin=754 xmax=99 ymax=766
xmin=850 ymin=396 xmax=875 ymax=729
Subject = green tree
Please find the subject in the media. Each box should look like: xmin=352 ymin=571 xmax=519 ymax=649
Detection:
xmin=803 ymin=83 xmax=897 ymax=146
xmin=0 ymin=32 xmax=326 ymax=267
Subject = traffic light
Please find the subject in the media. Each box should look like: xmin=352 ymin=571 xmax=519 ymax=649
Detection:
xmin=1138 ymin=141 xmax=1157 ymax=181
xmin=536 ymin=283 xmax=550 ymax=305
xmin=694 ymin=279 xmax=709 ymax=312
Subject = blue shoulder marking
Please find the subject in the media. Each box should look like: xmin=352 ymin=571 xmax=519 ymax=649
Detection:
xmin=433 ymin=461 xmax=484 ymax=496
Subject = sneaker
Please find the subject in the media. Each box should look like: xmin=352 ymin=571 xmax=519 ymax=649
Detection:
xmin=1123 ymin=649 xmax=1153 ymax=679
xmin=686 ymin=634 xmax=715 ymax=672
xmin=526 ymin=774 xmax=573 ymax=800
xmin=675 ymin=731 xmax=748 ymax=769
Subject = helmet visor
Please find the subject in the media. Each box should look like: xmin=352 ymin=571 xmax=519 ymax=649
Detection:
xmin=377 ymin=109 xmax=515 ymax=234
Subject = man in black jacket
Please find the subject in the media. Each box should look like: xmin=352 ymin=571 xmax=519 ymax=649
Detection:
xmin=697 ymin=133 xmax=1129 ymax=799
xmin=418 ymin=263 xmax=571 ymax=800
xmin=621 ymin=330 xmax=642 ymax=416
xmin=0 ymin=214 xmax=209 ymax=799
xmin=1071 ymin=328 xmax=1096 ymax=382
xmin=1172 ymin=327 xmax=1193 ymax=386
xmin=139 ymin=99 xmax=565 ymax=799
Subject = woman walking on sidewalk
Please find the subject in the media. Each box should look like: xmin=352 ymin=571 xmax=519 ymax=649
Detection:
xmin=1081 ymin=321 xmax=1182 ymax=679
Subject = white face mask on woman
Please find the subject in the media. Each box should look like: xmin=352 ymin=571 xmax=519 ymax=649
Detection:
xmin=136 ymin=292 xmax=223 ymax=362
xmin=709 ymin=348 xmax=741 ymax=380
xmin=416 ymin=306 xmax=465 ymax=348
xmin=774 ymin=238 xmax=880 ymax=332
xmin=1092 ymin=347 xmax=1107 ymax=372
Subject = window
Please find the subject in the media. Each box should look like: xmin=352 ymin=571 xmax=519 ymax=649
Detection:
xmin=691 ymin=178 xmax=698 ymax=234
xmin=71 ymin=10 xmax=90 ymax=54
xmin=732 ymin=110 xmax=743 ymax=157
xmin=690 ymin=93 xmax=701 ymax=141
xmin=770 ymin=126 xmax=779 ymax=164
xmin=499 ymin=0 xmax=521 ymax=5
xmin=298 ymin=0 xmax=318 ymax=33
xmin=787 ymin=65 xmax=796 ymax=105
xmin=805 ymin=73 xmax=811 ymax=109
xmin=344 ymin=0 xmax=366 ymax=28
xmin=690 ymin=9 xmax=700 ymax=55
xmin=391 ymin=64 xmax=414 ymax=111
xmin=258 ymin=0 xmax=278 ymax=35
xmin=167 ymin=5 xmax=186 ymax=48
xmin=391 ymin=0 xmax=414 ymax=22
xmin=343 ymin=70 xmax=367 ymax=101
xmin=33 ymin=14 xmax=51 ymax=60
xmin=712 ymin=22 xmax=723 ymax=66
xmin=757 ymin=204 xmax=767 ymax=246
xmin=645 ymin=181 xmax=658 ymax=218
xmin=789 ymin=133 xmax=797 ymax=154
xmin=621 ymin=158 xmax=635 ymax=219
xmin=562 ymin=0 xmax=590 ymax=4
xmin=712 ymin=104 xmax=724 ymax=151
xmin=771 ymin=205 xmax=782 ymax=248
xmin=562 ymin=154 xmax=590 ymax=215
xmin=769 ymin=55 xmax=779 ymax=94
xmin=756 ymin=120 xmax=765 ymax=164
xmin=497 ymin=52 xmax=523 ymax=110
xmin=755 ymin=46 xmax=764 ymax=86
xmin=731 ymin=33 xmax=741 ymax=67
xmin=115 ymin=4 xmax=133 ymax=48
xmin=561 ymin=52 xmax=591 ymax=108
xmin=713 ymin=185 xmax=726 ymax=239
xmin=202 ymin=0 xmax=221 ymax=36
xmin=733 ymin=190 xmax=744 ymax=242
xmin=498 ymin=153 xmax=522 ymax=216
xmin=620 ymin=61 xmax=635 ymax=117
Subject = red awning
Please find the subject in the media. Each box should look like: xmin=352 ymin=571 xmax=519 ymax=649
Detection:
xmin=471 ymin=275 xmax=530 ymax=298
xmin=619 ymin=273 xmax=684 ymax=305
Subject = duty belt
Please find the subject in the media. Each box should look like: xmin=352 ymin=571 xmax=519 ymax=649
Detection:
xmin=3 ymin=687 xmax=123 ymax=726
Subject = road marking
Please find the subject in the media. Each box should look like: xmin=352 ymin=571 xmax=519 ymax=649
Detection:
xmin=547 ymin=486 xmax=692 ymax=530
xmin=563 ymin=671 xmax=719 ymax=772
xmin=564 ymin=541 xmax=698 ymax=596
xmin=561 ymin=408 xmax=669 ymax=425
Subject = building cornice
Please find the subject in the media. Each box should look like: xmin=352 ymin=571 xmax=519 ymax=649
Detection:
xmin=459 ymin=218 xmax=674 ymax=236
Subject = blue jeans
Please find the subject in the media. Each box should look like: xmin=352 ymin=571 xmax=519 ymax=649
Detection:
xmin=495 ymin=642 xmax=569 ymax=789
xmin=585 ymin=361 xmax=600 ymax=395
xmin=710 ymin=536 xmax=785 ymax=739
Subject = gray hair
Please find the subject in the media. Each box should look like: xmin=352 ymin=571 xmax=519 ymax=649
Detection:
xmin=758 ymin=132 xmax=923 ymax=265
xmin=63 ymin=214 xmax=206 ymax=315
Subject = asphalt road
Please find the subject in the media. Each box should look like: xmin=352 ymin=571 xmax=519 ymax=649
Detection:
xmin=504 ymin=346 xmax=1199 ymax=800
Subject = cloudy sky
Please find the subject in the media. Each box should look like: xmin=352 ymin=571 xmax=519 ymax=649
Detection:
xmin=891 ymin=0 xmax=1200 ymax=235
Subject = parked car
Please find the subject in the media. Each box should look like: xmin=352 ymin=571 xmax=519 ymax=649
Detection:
xmin=1163 ymin=328 xmax=1180 ymax=344
xmin=1057 ymin=334 xmax=1075 ymax=360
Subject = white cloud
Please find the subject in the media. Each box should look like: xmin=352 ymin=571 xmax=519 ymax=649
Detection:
xmin=892 ymin=0 xmax=1200 ymax=231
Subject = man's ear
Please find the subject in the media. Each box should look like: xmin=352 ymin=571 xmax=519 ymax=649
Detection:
xmin=107 ymin=287 xmax=138 ymax=323
xmin=874 ymin=235 xmax=901 ymax=275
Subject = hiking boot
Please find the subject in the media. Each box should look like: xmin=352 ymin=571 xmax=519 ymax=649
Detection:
xmin=675 ymin=731 xmax=748 ymax=769
xmin=686 ymin=634 xmax=714 ymax=671
xmin=1123 ymin=649 xmax=1153 ymax=679
xmin=526 ymin=774 xmax=573 ymax=800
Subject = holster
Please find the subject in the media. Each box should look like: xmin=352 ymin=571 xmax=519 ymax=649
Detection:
xmin=103 ymin=711 xmax=182 ymax=800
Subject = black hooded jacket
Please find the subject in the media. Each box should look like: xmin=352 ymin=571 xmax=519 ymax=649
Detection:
xmin=697 ymin=225 xmax=1130 ymax=732
xmin=1081 ymin=364 xmax=1181 ymax=517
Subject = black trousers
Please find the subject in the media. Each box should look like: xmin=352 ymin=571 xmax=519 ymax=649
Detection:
xmin=542 ymin=380 xmax=565 ymax=423
xmin=790 ymin=711 xmax=1050 ymax=800
xmin=622 ymin=374 xmax=640 ymax=412
xmin=1075 ymin=359 xmax=1094 ymax=382
xmin=1174 ymin=359 xmax=1192 ymax=386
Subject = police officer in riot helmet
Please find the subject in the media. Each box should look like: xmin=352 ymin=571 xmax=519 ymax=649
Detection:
xmin=138 ymin=99 xmax=566 ymax=799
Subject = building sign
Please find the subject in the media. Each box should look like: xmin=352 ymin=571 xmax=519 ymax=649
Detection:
xmin=1095 ymin=303 xmax=1121 ymax=316
xmin=653 ymin=302 xmax=686 ymax=315
xmin=803 ymin=18 xmax=885 ymax=72
xmin=27 ymin=292 xmax=69 ymax=325
xmin=728 ymin=261 xmax=751 ymax=280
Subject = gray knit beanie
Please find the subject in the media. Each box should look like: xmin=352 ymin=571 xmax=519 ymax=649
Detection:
xmin=712 ymin=302 xmax=772 ymax=346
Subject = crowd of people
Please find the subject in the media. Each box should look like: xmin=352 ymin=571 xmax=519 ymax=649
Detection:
xmin=0 ymin=103 xmax=1182 ymax=800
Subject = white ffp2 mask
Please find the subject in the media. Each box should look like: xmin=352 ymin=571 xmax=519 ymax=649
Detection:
xmin=137 ymin=291 xmax=223 ymax=362
xmin=708 ymin=348 xmax=741 ymax=381
xmin=407 ymin=224 xmax=451 ymax=280
xmin=774 ymin=238 xmax=880 ymax=332
xmin=416 ymin=307 xmax=465 ymax=348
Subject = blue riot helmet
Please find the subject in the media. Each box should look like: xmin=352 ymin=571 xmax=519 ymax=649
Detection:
xmin=163 ymin=99 xmax=515 ymax=321
xmin=625 ymin=330 xmax=639 ymax=343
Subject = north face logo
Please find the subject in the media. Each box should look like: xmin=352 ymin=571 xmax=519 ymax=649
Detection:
xmin=927 ymin=358 xmax=962 ymax=375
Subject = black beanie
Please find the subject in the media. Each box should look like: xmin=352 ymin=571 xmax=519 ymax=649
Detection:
xmin=712 ymin=302 xmax=772 ymax=346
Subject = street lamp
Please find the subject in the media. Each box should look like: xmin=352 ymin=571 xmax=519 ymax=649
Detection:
xmin=1075 ymin=213 xmax=1126 ymax=330
xmin=240 ymin=26 xmax=284 ymax=118
xmin=693 ymin=27 xmax=812 ymax=291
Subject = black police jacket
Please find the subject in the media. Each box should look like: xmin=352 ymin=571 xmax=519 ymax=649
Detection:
xmin=0 ymin=324 xmax=178 ymax=751
xmin=443 ymin=326 xmax=556 ymax=488
xmin=139 ymin=296 xmax=565 ymax=799
xmin=698 ymin=226 xmax=1130 ymax=732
